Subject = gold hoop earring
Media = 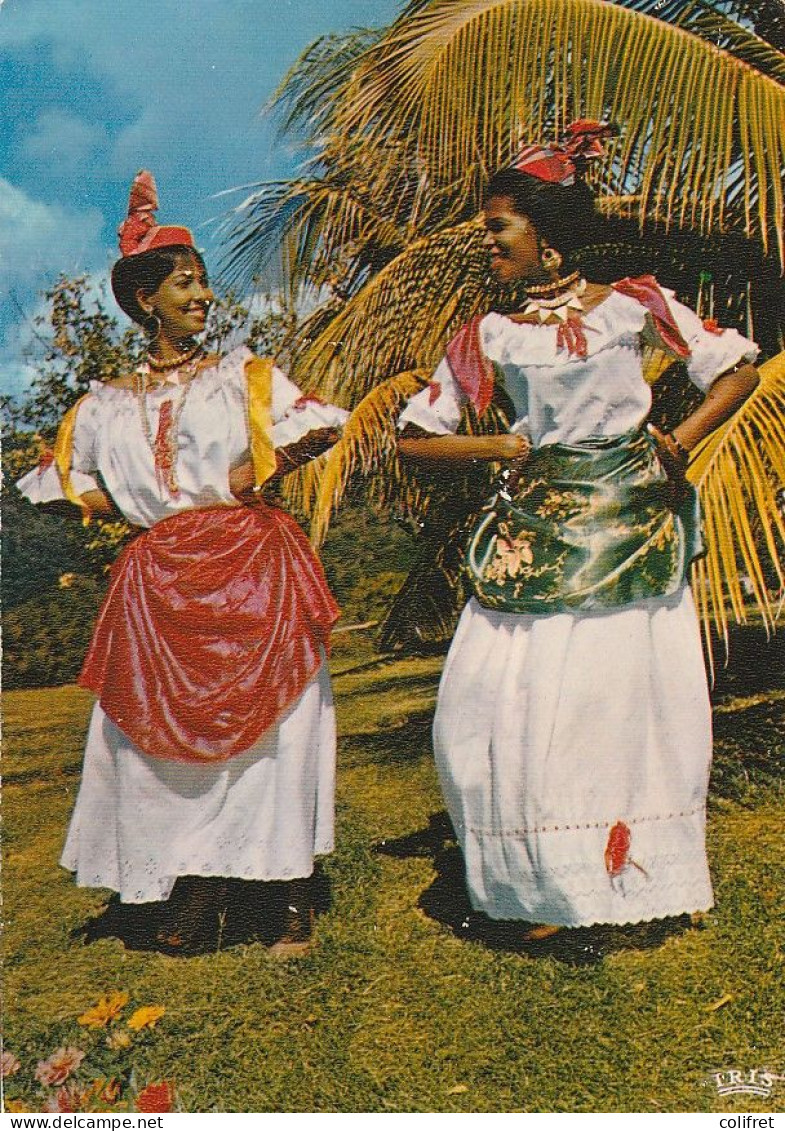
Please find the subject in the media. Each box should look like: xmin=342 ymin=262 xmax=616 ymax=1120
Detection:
xmin=145 ymin=312 xmax=162 ymax=341
xmin=540 ymin=247 xmax=563 ymax=273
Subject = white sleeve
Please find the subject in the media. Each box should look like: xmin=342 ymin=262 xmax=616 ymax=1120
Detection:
xmin=16 ymin=396 xmax=101 ymax=505
xmin=664 ymin=292 xmax=759 ymax=392
xmin=271 ymin=366 xmax=349 ymax=446
xmin=397 ymin=357 xmax=464 ymax=435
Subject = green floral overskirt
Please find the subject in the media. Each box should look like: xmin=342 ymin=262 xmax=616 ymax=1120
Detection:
xmin=465 ymin=429 xmax=702 ymax=615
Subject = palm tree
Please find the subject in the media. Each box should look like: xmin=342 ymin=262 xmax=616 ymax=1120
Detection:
xmin=223 ymin=0 xmax=785 ymax=658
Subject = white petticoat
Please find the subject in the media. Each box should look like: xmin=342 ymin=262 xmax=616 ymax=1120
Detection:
xmin=61 ymin=662 xmax=335 ymax=904
xmin=433 ymin=587 xmax=714 ymax=926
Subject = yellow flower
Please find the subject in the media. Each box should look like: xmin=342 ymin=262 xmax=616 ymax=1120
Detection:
xmin=77 ymin=991 xmax=130 ymax=1029
xmin=127 ymin=1005 xmax=166 ymax=1031
xmin=4 ymin=1100 xmax=31 ymax=1112
xmin=106 ymin=1031 xmax=133 ymax=1051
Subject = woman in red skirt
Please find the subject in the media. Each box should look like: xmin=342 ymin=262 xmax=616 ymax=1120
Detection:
xmin=18 ymin=171 xmax=347 ymax=955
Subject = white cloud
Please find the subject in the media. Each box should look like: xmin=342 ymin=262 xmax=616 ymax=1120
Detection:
xmin=0 ymin=178 xmax=107 ymax=291
xmin=21 ymin=110 xmax=107 ymax=174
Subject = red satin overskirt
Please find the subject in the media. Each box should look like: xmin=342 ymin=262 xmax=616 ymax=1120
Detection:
xmin=79 ymin=504 xmax=339 ymax=764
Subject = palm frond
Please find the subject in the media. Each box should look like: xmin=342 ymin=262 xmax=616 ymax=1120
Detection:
xmin=307 ymin=370 xmax=429 ymax=545
xmin=618 ymin=0 xmax=785 ymax=63
xmin=336 ymin=0 xmax=785 ymax=263
xmin=219 ymin=175 xmax=406 ymax=294
xmin=688 ymin=350 xmax=785 ymax=668
xmin=289 ymin=219 xmax=488 ymax=405
xmin=269 ymin=28 xmax=382 ymax=137
xmin=287 ymin=212 xmax=784 ymax=418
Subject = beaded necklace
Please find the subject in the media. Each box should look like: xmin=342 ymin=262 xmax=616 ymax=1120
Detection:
xmin=521 ymin=271 xmax=587 ymax=323
xmin=134 ymin=354 xmax=202 ymax=497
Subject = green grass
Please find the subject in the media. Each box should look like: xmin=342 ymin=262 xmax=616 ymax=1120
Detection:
xmin=3 ymin=640 xmax=784 ymax=1113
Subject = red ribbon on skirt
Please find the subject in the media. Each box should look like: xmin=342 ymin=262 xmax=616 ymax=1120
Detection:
xmin=79 ymin=504 xmax=339 ymax=764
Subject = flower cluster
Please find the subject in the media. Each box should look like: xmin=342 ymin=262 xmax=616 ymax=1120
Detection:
xmin=484 ymin=531 xmax=535 ymax=584
xmin=2 ymin=993 xmax=174 ymax=1114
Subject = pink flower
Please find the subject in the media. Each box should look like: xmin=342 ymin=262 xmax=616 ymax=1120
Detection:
xmin=1 ymin=1051 xmax=21 ymax=1078
xmin=43 ymin=1089 xmax=79 ymax=1114
xmin=34 ymin=1047 xmax=86 ymax=1088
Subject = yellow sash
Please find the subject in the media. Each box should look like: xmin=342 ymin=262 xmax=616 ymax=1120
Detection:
xmin=244 ymin=356 xmax=278 ymax=488
xmin=52 ymin=357 xmax=277 ymax=523
xmin=52 ymin=394 xmax=92 ymax=525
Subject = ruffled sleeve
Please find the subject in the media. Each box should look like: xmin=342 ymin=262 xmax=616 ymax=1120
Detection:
xmin=271 ymin=366 xmax=349 ymax=446
xmin=397 ymin=357 xmax=465 ymax=435
xmin=664 ymin=291 xmax=759 ymax=392
xmin=16 ymin=393 xmax=101 ymax=507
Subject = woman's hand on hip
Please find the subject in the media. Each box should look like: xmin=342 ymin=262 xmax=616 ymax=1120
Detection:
xmin=647 ymin=424 xmax=688 ymax=509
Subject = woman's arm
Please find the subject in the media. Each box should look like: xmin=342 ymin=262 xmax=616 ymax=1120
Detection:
xmin=398 ymin=431 xmax=530 ymax=463
xmin=229 ymin=427 xmax=341 ymax=499
xmin=671 ymin=363 xmax=760 ymax=452
xmin=648 ymin=363 xmax=760 ymax=498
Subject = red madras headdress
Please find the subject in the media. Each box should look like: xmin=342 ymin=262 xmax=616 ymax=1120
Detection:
xmin=511 ymin=120 xmax=617 ymax=186
xmin=117 ymin=170 xmax=195 ymax=257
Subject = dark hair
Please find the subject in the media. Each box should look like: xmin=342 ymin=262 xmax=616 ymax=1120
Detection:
xmin=110 ymin=245 xmax=208 ymax=330
xmin=484 ymin=169 xmax=600 ymax=266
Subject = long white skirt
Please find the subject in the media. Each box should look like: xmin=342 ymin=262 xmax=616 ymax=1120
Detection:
xmin=61 ymin=662 xmax=336 ymax=904
xmin=433 ymin=587 xmax=714 ymax=926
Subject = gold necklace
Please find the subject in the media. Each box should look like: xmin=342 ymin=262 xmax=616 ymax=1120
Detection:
xmin=146 ymin=341 xmax=202 ymax=373
xmin=521 ymin=273 xmax=587 ymax=323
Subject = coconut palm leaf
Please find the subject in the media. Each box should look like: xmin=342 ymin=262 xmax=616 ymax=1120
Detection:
xmin=304 ymin=370 xmax=428 ymax=546
xmin=288 ymin=219 xmax=489 ymax=404
xmin=335 ymin=0 xmax=785 ymax=263
xmin=688 ymin=350 xmax=785 ymax=671
xmin=269 ymin=28 xmax=382 ymax=137
xmin=377 ymin=513 xmax=467 ymax=650
xmin=620 ymin=0 xmax=785 ymax=61
xmin=219 ymin=175 xmax=407 ymax=294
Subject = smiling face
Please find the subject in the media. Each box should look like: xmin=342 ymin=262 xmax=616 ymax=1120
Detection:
xmin=137 ymin=252 xmax=213 ymax=345
xmin=483 ymin=194 xmax=545 ymax=284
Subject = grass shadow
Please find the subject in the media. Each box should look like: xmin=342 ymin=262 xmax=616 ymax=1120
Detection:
xmin=711 ymin=697 xmax=785 ymax=803
xmin=377 ymin=812 xmax=696 ymax=966
xmin=336 ymin=671 xmax=441 ymax=703
xmin=340 ymin=711 xmax=434 ymax=769
xmin=709 ymin=623 xmax=785 ymax=700
xmin=71 ymin=869 xmax=331 ymax=957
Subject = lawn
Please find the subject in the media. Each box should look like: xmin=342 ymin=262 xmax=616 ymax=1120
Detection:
xmin=2 ymin=629 xmax=784 ymax=1114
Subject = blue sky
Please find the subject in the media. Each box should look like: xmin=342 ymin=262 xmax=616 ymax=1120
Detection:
xmin=0 ymin=0 xmax=402 ymax=398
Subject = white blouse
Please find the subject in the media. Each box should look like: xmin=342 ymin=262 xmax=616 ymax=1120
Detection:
xmin=18 ymin=346 xmax=348 ymax=529
xmin=398 ymin=289 xmax=758 ymax=447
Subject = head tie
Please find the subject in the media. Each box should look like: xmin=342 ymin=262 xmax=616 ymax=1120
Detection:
xmin=118 ymin=170 xmax=195 ymax=257
xmin=511 ymin=120 xmax=616 ymax=186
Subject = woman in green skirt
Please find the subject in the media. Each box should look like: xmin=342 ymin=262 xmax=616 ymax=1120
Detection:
xmin=398 ymin=122 xmax=759 ymax=936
